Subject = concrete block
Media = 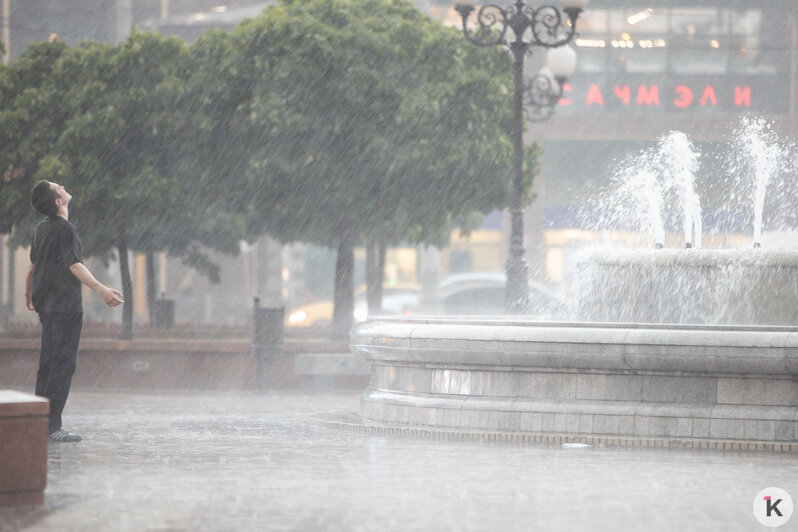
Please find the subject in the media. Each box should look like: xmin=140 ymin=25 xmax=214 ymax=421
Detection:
xmin=484 ymin=372 xmax=520 ymax=397
xmin=579 ymin=414 xmax=594 ymax=434
xmin=619 ymin=416 xmax=635 ymax=435
xmin=471 ymin=410 xmax=490 ymax=429
xmin=518 ymin=373 xmax=577 ymax=400
xmin=487 ymin=411 xmax=499 ymax=430
xmin=692 ymin=418 xmax=710 ymax=438
xmin=593 ymin=415 xmax=621 ymax=435
xmin=675 ymin=418 xmax=693 ymax=438
xmin=399 ymin=406 xmax=412 ymax=423
xmin=459 ymin=409 xmax=471 ymax=428
xmin=634 ymin=416 xmax=650 ymax=436
xmin=531 ymin=412 xmax=543 ymax=432
xmin=576 ymin=374 xmax=641 ymax=401
xmin=542 ymin=413 xmax=555 ymax=432
xmin=775 ymin=421 xmax=795 ymax=441
xmin=566 ymin=414 xmax=580 ymax=433
xmin=717 ymin=378 xmax=798 ymax=406
xmin=650 ymin=417 xmax=677 ymax=437
xmin=726 ymin=419 xmax=745 ymax=440
xmin=711 ymin=404 xmax=796 ymax=421
xmin=498 ymin=411 xmax=511 ymax=431
xmin=709 ymin=419 xmax=727 ymax=439
xmin=519 ymin=412 xmax=532 ymax=431
xmin=424 ymin=407 xmax=439 ymax=426
xmin=744 ymin=420 xmax=775 ymax=441
xmin=554 ymin=414 xmax=567 ymax=432
xmin=444 ymin=409 xmax=461 ymax=428
xmin=642 ymin=376 xmax=717 ymax=404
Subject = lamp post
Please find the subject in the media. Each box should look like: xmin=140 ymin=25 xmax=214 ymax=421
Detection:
xmin=454 ymin=0 xmax=586 ymax=313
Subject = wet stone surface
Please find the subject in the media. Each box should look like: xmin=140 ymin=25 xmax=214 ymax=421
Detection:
xmin=1 ymin=390 xmax=796 ymax=531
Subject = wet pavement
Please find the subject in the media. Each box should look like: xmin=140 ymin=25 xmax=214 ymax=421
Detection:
xmin=1 ymin=390 xmax=796 ymax=531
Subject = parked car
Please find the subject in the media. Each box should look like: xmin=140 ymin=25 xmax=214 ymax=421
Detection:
xmin=438 ymin=272 xmax=568 ymax=318
xmin=286 ymin=283 xmax=421 ymax=328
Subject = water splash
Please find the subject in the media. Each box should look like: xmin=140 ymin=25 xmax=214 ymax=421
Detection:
xmin=616 ymin=167 xmax=665 ymax=246
xmin=733 ymin=117 xmax=788 ymax=246
xmin=585 ymin=131 xmax=701 ymax=248
xmin=656 ymin=132 xmax=702 ymax=248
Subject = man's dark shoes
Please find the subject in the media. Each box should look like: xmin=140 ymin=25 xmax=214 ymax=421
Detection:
xmin=49 ymin=429 xmax=82 ymax=443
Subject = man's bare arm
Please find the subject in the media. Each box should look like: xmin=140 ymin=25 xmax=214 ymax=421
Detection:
xmin=68 ymin=262 xmax=124 ymax=307
xmin=25 ymin=263 xmax=35 ymax=311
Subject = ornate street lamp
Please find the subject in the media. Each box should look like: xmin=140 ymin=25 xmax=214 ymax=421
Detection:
xmin=454 ymin=0 xmax=587 ymax=313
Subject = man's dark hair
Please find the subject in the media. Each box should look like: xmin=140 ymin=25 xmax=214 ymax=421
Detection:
xmin=31 ymin=180 xmax=59 ymax=217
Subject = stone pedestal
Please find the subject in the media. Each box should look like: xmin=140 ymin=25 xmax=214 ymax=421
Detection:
xmin=0 ymin=390 xmax=48 ymax=506
xmin=352 ymin=318 xmax=798 ymax=450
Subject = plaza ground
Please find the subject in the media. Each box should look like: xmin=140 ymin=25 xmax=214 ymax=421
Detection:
xmin=1 ymin=390 xmax=796 ymax=531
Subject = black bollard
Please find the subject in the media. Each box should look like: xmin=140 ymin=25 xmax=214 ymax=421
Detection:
xmin=251 ymin=297 xmax=284 ymax=391
xmin=151 ymin=293 xmax=175 ymax=330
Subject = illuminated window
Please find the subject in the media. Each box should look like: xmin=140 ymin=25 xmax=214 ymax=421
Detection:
xmin=573 ymin=5 xmax=789 ymax=76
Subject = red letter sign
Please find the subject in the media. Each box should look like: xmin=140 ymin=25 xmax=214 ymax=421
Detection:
xmin=637 ymin=85 xmax=660 ymax=106
xmin=586 ymin=84 xmax=604 ymax=106
xmin=735 ymin=86 xmax=751 ymax=107
xmin=699 ymin=85 xmax=718 ymax=106
xmin=614 ymin=85 xmax=631 ymax=105
xmin=674 ymin=85 xmax=692 ymax=108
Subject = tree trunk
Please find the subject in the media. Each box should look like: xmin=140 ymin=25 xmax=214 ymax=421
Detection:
xmin=6 ymin=245 xmax=14 ymax=316
xmin=146 ymin=252 xmax=157 ymax=326
xmin=118 ymin=230 xmax=134 ymax=340
xmin=366 ymin=240 xmax=385 ymax=315
xmin=331 ymin=235 xmax=354 ymax=341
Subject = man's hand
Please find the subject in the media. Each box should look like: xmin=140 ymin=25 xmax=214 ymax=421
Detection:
xmin=69 ymin=262 xmax=124 ymax=308
xmin=99 ymin=286 xmax=124 ymax=307
xmin=25 ymin=294 xmax=35 ymax=311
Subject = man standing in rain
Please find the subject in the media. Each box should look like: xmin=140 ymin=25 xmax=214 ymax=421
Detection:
xmin=24 ymin=180 xmax=124 ymax=442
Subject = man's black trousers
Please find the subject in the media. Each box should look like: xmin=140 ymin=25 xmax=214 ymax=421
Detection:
xmin=36 ymin=312 xmax=83 ymax=434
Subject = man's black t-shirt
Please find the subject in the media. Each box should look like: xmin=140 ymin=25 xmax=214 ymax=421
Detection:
xmin=30 ymin=216 xmax=84 ymax=314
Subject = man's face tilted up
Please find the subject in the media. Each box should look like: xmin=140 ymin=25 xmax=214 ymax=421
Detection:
xmin=48 ymin=181 xmax=72 ymax=211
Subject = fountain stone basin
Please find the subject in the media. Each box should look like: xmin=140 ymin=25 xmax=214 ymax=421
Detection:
xmin=575 ymin=249 xmax=798 ymax=326
xmin=351 ymin=317 xmax=798 ymax=448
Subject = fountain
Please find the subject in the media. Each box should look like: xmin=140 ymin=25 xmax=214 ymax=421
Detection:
xmin=351 ymin=119 xmax=798 ymax=450
xmin=576 ymin=120 xmax=798 ymax=325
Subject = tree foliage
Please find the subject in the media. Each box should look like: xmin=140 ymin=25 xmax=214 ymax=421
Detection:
xmin=200 ymin=0 xmax=524 ymax=336
xmin=1 ymin=0 xmax=540 ymax=339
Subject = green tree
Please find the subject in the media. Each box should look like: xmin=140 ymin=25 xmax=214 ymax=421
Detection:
xmin=0 ymin=41 xmax=71 ymax=237
xmin=220 ymin=0 xmax=522 ymax=338
xmin=1 ymin=32 xmax=247 ymax=338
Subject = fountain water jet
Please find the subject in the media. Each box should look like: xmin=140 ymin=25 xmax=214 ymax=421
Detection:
xmin=734 ymin=117 xmax=789 ymax=248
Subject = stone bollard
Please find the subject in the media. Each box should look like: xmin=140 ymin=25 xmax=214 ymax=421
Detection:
xmin=0 ymin=391 xmax=49 ymax=506
xmin=251 ymin=298 xmax=284 ymax=390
